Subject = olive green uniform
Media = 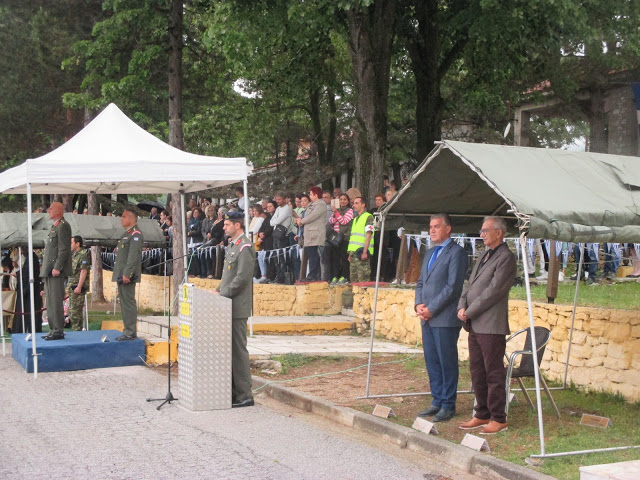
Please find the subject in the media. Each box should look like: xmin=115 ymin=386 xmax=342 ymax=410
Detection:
xmin=40 ymin=217 xmax=72 ymax=335
xmin=113 ymin=225 xmax=143 ymax=337
xmin=216 ymin=234 xmax=255 ymax=403
xmin=66 ymin=249 xmax=90 ymax=331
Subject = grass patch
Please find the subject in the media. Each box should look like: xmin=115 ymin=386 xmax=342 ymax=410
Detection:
xmin=271 ymin=354 xmax=345 ymax=374
xmin=509 ymin=282 xmax=640 ymax=309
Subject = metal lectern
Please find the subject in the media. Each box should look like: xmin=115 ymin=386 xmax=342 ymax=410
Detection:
xmin=177 ymin=283 xmax=232 ymax=410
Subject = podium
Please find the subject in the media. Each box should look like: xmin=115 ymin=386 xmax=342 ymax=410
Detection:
xmin=177 ymin=284 xmax=232 ymax=410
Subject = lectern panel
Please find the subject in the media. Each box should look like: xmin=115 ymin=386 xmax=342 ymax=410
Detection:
xmin=178 ymin=284 xmax=232 ymax=410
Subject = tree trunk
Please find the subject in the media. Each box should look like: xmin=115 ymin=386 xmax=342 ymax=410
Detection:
xmin=168 ymin=0 xmax=184 ymax=315
xmin=588 ymin=88 xmax=608 ymax=153
xmin=310 ymin=87 xmax=326 ymax=164
xmin=326 ymin=87 xmax=337 ymax=165
xmin=84 ymin=106 xmax=106 ymax=302
xmin=88 ymin=192 xmax=105 ymax=302
xmin=346 ymin=0 xmax=396 ymax=205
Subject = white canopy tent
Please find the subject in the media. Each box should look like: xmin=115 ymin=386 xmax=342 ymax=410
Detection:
xmin=0 ymin=103 xmax=250 ymax=377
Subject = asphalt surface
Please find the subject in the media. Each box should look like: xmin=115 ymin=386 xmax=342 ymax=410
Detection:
xmin=0 ymin=345 xmax=471 ymax=480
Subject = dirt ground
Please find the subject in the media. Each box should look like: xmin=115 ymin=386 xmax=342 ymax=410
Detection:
xmin=250 ymin=354 xmax=487 ymax=444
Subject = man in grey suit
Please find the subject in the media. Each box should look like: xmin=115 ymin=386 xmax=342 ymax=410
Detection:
xmin=214 ymin=212 xmax=255 ymax=408
xmin=41 ymin=202 xmax=72 ymax=340
xmin=415 ymin=214 xmax=467 ymax=422
xmin=458 ymin=216 xmax=516 ymax=435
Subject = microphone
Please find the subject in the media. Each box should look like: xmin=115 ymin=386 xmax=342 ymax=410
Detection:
xmin=196 ymin=238 xmax=218 ymax=249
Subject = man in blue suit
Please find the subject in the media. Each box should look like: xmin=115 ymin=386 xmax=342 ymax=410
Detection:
xmin=415 ymin=213 xmax=468 ymax=422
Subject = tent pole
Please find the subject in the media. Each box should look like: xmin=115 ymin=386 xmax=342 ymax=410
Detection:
xmin=564 ymin=243 xmax=584 ymax=388
xmin=163 ymin=249 xmax=167 ymax=317
xmin=18 ymin=246 xmax=25 ymax=332
xmin=364 ymin=214 xmax=386 ymax=397
xmin=181 ymin=193 xmax=188 ymax=274
xmin=519 ymin=233 xmax=545 ymax=456
xmin=26 ymin=183 xmax=38 ymax=378
xmin=243 ymin=179 xmax=253 ymax=337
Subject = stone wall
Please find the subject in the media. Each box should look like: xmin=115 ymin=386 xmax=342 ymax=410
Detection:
xmin=103 ymin=272 xmax=347 ymax=316
xmin=352 ymin=286 xmax=640 ymax=402
xmin=102 ymin=275 xmax=640 ymax=401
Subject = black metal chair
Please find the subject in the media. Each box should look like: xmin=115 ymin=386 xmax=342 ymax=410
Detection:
xmin=505 ymin=326 xmax=560 ymax=418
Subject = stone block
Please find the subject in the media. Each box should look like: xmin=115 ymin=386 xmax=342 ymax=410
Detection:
xmin=607 ymin=342 xmax=626 ymax=359
xmin=605 ymin=323 xmax=631 ymax=343
xmin=585 ymin=356 xmax=604 ymax=367
xmin=569 ymin=344 xmax=591 ymax=359
xmin=588 ymin=319 xmax=605 ymax=336
xmin=570 ymin=331 xmax=587 ymax=345
xmin=609 ymin=310 xmax=639 ymax=324
xmin=604 ymin=355 xmax=631 ymax=370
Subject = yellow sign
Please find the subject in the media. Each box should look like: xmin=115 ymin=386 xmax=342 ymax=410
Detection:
xmin=180 ymin=324 xmax=190 ymax=338
xmin=183 ymin=284 xmax=189 ymax=302
xmin=180 ymin=302 xmax=190 ymax=316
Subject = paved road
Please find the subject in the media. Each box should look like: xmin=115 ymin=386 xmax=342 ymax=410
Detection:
xmin=0 ymin=347 xmax=470 ymax=480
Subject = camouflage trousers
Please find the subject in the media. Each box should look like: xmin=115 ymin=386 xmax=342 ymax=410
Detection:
xmin=349 ymin=252 xmax=371 ymax=283
xmin=66 ymin=288 xmax=86 ymax=331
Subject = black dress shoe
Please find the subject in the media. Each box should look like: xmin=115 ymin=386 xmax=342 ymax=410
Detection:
xmin=115 ymin=334 xmax=137 ymax=341
xmin=232 ymin=398 xmax=255 ymax=408
xmin=433 ymin=409 xmax=456 ymax=422
xmin=43 ymin=332 xmax=65 ymax=341
xmin=417 ymin=405 xmax=441 ymax=417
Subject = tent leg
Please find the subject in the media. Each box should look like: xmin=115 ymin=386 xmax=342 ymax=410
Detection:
xmin=564 ymin=244 xmax=583 ymax=388
xmin=84 ymin=293 xmax=89 ymax=331
xmin=364 ymin=214 xmax=386 ymax=397
xmin=243 ymin=179 xmax=253 ymax=338
xmin=519 ymin=233 xmax=545 ymax=456
xmin=18 ymin=246 xmax=25 ymax=332
xmin=181 ymin=193 xmax=188 ymax=275
xmin=26 ymin=184 xmax=38 ymax=378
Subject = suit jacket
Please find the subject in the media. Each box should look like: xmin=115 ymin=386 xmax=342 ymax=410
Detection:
xmin=415 ymin=240 xmax=468 ymax=328
xmin=217 ymin=234 xmax=254 ymax=318
xmin=457 ymin=242 xmax=516 ymax=335
xmin=40 ymin=217 xmax=72 ymax=278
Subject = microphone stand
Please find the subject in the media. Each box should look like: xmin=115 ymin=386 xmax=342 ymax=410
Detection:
xmin=146 ymin=241 xmax=219 ymax=410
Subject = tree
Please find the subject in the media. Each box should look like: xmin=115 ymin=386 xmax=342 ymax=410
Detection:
xmin=344 ymin=0 xmax=396 ymax=203
xmin=168 ymin=0 xmax=185 ymax=313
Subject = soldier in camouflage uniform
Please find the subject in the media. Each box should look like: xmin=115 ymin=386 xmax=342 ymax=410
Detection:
xmin=214 ymin=211 xmax=255 ymax=408
xmin=66 ymin=235 xmax=90 ymax=331
xmin=112 ymin=209 xmax=143 ymax=341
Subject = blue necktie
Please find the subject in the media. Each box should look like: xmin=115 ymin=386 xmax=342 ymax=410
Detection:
xmin=428 ymin=245 xmax=442 ymax=272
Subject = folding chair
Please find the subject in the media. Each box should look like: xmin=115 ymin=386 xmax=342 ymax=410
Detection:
xmin=505 ymin=326 xmax=560 ymax=418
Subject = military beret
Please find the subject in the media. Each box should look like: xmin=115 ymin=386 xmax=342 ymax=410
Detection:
xmin=225 ymin=211 xmax=244 ymax=221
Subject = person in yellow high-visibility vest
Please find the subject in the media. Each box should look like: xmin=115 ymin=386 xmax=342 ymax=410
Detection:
xmin=347 ymin=197 xmax=375 ymax=283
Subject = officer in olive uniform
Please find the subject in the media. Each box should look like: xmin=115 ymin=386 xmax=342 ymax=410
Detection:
xmin=112 ymin=209 xmax=143 ymax=341
xmin=66 ymin=235 xmax=90 ymax=331
xmin=214 ymin=211 xmax=255 ymax=408
xmin=41 ymin=202 xmax=72 ymax=340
